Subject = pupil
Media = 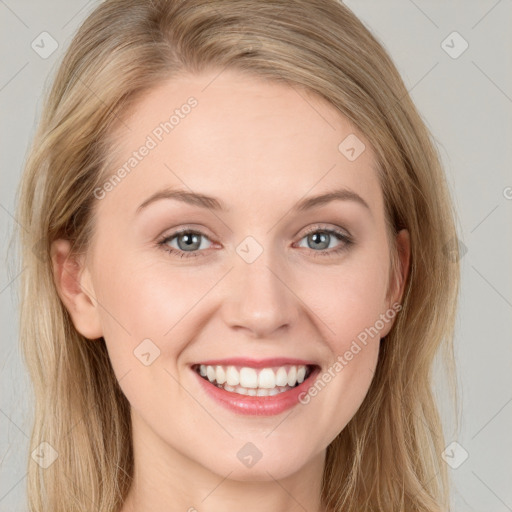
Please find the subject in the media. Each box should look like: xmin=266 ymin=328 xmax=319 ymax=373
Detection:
xmin=179 ymin=233 xmax=199 ymax=251
xmin=310 ymin=232 xmax=328 ymax=249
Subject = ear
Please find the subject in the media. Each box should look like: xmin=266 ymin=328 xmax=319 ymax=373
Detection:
xmin=380 ymin=229 xmax=411 ymax=337
xmin=388 ymin=228 xmax=411 ymax=307
xmin=50 ymin=239 xmax=103 ymax=340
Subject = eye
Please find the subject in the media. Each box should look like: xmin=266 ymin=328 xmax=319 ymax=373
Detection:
xmin=157 ymin=225 xmax=354 ymax=259
xmin=157 ymin=228 xmax=213 ymax=258
xmin=294 ymin=226 xmax=353 ymax=257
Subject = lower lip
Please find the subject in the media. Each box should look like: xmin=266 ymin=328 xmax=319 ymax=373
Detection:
xmin=192 ymin=367 xmax=320 ymax=416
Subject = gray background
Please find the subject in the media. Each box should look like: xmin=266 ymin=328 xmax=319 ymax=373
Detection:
xmin=1 ymin=1 xmax=511 ymax=510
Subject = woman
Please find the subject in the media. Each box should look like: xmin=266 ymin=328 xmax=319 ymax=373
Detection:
xmin=14 ymin=0 xmax=460 ymax=510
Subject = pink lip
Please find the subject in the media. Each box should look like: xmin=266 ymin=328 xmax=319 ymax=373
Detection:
xmin=193 ymin=357 xmax=317 ymax=368
xmin=192 ymin=365 xmax=321 ymax=416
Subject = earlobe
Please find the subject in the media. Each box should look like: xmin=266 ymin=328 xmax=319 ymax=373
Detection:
xmin=50 ymin=239 xmax=103 ymax=340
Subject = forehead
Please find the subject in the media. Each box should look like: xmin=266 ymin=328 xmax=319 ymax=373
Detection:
xmin=99 ymin=69 xmax=382 ymax=219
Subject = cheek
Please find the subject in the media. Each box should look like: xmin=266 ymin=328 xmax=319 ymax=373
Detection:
xmin=300 ymin=248 xmax=391 ymax=347
xmin=292 ymin=247 xmax=387 ymax=425
xmin=92 ymin=231 xmax=389 ymax=369
xmin=91 ymin=252 xmax=218 ymax=364
xmin=300 ymin=266 xmax=384 ymax=437
xmin=94 ymin=236 xmax=390 ymax=351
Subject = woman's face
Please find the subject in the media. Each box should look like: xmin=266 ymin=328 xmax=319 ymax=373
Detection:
xmin=56 ymin=69 xmax=409 ymax=482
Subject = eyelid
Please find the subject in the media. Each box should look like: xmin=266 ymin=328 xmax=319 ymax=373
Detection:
xmin=157 ymin=226 xmax=216 ymax=251
xmin=158 ymin=225 xmax=216 ymax=244
xmin=157 ymin=223 xmax=354 ymax=258
xmin=299 ymin=223 xmax=352 ymax=239
xmin=159 ymin=223 xmax=351 ymax=242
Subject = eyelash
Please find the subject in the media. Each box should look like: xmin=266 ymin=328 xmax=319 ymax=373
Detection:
xmin=157 ymin=225 xmax=354 ymax=259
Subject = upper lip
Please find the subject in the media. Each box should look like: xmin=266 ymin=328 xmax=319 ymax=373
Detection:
xmin=192 ymin=357 xmax=319 ymax=369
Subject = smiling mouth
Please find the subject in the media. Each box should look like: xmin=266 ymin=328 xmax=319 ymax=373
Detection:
xmin=191 ymin=363 xmax=318 ymax=397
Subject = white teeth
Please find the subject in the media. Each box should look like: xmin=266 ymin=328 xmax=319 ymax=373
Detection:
xmin=215 ymin=384 xmax=294 ymax=396
xmin=275 ymin=367 xmax=288 ymax=387
xmin=287 ymin=366 xmax=297 ymax=387
xmin=236 ymin=386 xmax=248 ymax=395
xmin=197 ymin=363 xmax=313 ymax=392
xmin=215 ymin=365 xmax=226 ymax=384
xmin=206 ymin=366 xmax=216 ymax=382
xmin=258 ymin=368 xmax=276 ymax=389
xmin=239 ymin=367 xmax=258 ymax=388
xmin=226 ymin=366 xmax=240 ymax=386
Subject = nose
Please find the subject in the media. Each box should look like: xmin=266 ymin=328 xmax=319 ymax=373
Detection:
xmin=221 ymin=248 xmax=300 ymax=339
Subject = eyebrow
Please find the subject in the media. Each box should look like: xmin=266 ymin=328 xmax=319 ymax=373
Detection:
xmin=136 ymin=186 xmax=371 ymax=215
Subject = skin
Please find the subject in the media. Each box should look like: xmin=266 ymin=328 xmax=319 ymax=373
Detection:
xmin=51 ymin=69 xmax=410 ymax=512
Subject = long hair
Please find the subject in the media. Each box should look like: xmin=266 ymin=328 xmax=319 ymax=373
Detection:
xmin=13 ymin=1 xmax=461 ymax=510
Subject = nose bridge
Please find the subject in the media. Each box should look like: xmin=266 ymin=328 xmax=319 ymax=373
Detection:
xmin=223 ymin=239 xmax=299 ymax=337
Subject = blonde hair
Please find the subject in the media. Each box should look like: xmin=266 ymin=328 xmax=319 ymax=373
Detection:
xmin=13 ymin=0 xmax=460 ymax=510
